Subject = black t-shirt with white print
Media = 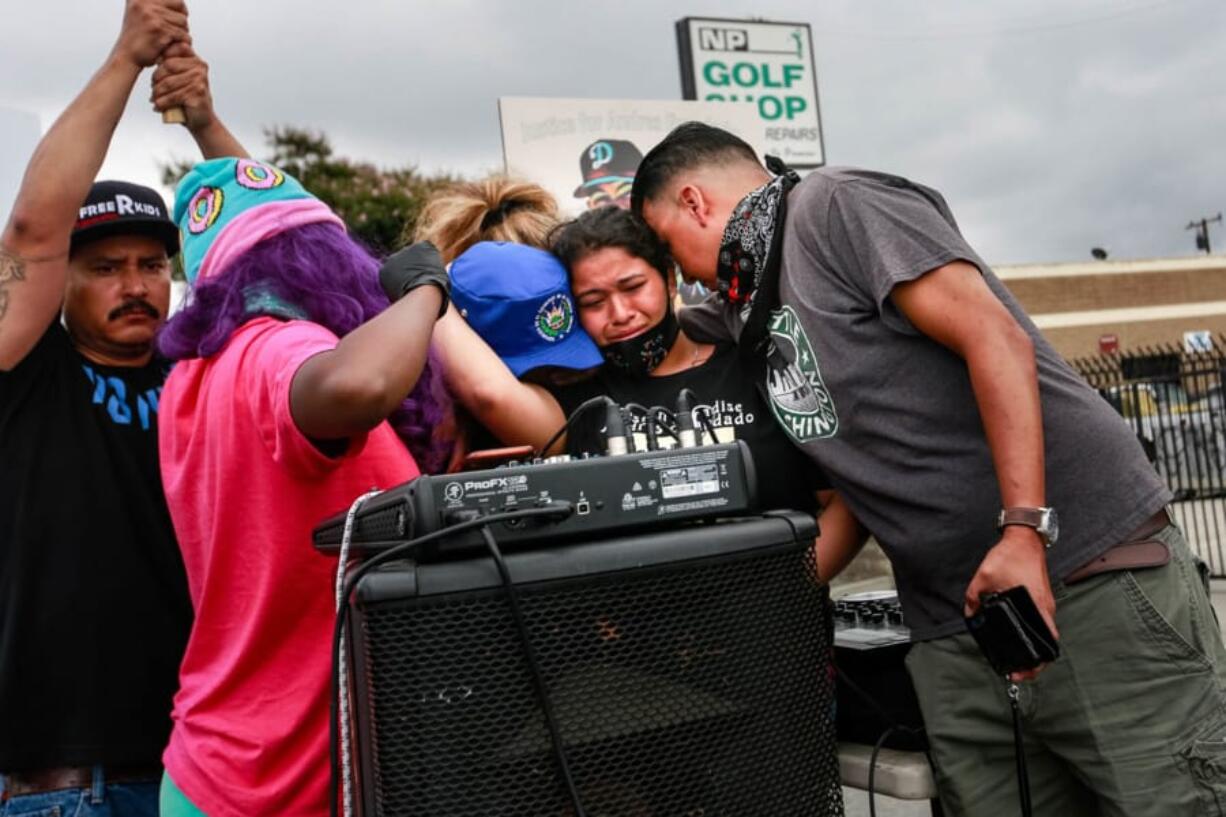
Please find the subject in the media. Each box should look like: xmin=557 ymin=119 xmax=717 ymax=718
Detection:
xmin=550 ymin=344 xmax=826 ymax=517
xmin=0 ymin=323 xmax=192 ymax=771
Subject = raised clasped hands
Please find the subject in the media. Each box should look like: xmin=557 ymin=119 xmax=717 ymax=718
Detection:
xmin=150 ymin=41 xmax=214 ymax=131
xmin=112 ymin=0 xmax=191 ymax=70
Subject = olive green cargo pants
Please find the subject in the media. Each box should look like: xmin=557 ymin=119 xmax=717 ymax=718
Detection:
xmin=907 ymin=522 xmax=1226 ymax=816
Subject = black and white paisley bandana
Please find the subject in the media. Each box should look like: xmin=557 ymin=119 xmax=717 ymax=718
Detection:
xmin=601 ymin=304 xmax=681 ymax=376
xmin=716 ymin=159 xmax=800 ymax=309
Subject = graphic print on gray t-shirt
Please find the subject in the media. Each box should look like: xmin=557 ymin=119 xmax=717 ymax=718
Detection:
xmin=764 ymin=305 xmax=838 ymax=442
xmin=681 ymin=167 xmax=1171 ymax=640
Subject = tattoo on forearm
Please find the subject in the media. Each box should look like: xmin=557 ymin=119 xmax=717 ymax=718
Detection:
xmin=0 ymin=248 xmax=28 ymax=323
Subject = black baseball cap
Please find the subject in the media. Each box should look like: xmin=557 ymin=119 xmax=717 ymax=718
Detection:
xmin=573 ymin=139 xmax=644 ymax=198
xmin=70 ymin=180 xmax=180 ymax=257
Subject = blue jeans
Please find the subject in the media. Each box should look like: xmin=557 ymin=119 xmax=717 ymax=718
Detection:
xmin=0 ymin=767 xmax=158 ymax=817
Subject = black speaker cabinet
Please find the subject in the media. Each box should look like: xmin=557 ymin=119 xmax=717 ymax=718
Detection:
xmin=346 ymin=511 xmax=843 ymax=816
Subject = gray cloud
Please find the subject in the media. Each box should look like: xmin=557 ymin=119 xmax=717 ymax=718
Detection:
xmin=1 ymin=0 xmax=1223 ymax=264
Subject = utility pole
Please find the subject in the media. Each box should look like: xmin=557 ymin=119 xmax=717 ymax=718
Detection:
xmin=1186 ymin=213 xmax=1223 ymax=254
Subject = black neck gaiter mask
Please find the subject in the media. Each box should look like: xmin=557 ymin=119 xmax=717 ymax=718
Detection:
xmin=601 ymin=303 xmax=681 ymax=377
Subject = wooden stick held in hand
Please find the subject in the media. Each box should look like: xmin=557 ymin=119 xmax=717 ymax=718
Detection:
xmin=158 ymin=33 xmax=188 ymax=125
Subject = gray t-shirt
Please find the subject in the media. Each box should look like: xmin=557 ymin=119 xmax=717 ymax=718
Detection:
xmin=682 ymin=167 xmax=1171 ymax=640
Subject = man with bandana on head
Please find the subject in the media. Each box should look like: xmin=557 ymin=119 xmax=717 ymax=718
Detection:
xmin=631 ymin=122 xmax=1226 ymax=816
xmin=0 ymin=3 xmax=243 ymax=813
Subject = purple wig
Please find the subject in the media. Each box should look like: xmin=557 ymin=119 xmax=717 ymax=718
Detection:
xmin=158 ymin=222 xmax=452 ymax=474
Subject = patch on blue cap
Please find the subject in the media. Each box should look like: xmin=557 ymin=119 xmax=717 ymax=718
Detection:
xmin=535 ymin=293 xmax=575 ymax=342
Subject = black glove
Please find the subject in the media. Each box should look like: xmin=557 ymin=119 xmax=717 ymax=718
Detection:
xmin=378 ymin=241 xmax=450 ymax=317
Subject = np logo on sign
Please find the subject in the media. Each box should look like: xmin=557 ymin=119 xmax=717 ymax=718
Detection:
xmin=697 ymin=27 xmax=748 ymax=51
xmin=677 ymin=17 xmax=825 ymax=168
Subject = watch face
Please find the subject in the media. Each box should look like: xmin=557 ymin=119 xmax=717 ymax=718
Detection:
xmin=1042 ymin=508 xmax=1060 ymax=545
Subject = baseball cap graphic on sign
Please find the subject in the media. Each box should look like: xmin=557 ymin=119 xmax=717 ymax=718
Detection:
xmin=173 ymin=157 xmax=345 ymax=285
xmin=449 ymin=241 xmax=603 ymax=378
xmin=573 ymin=139 xmax=644 ymax=198
xmin=71 ymin=181 xmax=179 ymax=257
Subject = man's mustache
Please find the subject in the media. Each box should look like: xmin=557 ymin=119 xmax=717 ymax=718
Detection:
xmin=107 ymin=299 xmax=161 ymax=322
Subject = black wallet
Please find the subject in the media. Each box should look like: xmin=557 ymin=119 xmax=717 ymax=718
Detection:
xmin=965 ymin=586 xmax=1059 ymax=675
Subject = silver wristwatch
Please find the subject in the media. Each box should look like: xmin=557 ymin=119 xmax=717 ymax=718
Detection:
xmin=997 ymin=506 xmax=1059 ymax=548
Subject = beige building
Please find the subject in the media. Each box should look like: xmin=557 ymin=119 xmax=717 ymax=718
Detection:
xmin=996 ymin=254 xmax=1226 ymax=361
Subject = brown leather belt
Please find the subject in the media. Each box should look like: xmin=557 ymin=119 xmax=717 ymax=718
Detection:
xmin=1122 ymin=507 xmax=1173 ymax=543
xmin=2 ymin=765 xmax=161 ymax=798
xmin=1064 ymin=508 xmax=1172 ymax=585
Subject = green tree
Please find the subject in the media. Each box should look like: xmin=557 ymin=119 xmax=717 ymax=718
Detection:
xmin=160 ymin=127 xmax=457 ymax=255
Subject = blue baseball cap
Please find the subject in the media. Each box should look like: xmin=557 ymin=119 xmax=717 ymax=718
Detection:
xmin=450 ymin=242 xmax=603 ymax=378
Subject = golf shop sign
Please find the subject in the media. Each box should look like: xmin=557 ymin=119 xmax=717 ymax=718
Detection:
xmin=676 ymin=17 xmax=825 ymax=168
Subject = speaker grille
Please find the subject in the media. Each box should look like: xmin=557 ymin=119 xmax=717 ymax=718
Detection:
xmin=314 ymin=503 xmax=408 ymax=550
xmin=354 ymin=542 xmax=842 ymax=816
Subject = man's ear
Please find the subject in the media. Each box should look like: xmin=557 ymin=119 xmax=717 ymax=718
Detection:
xmin=677 ymin=184 xmax=710 ymax=228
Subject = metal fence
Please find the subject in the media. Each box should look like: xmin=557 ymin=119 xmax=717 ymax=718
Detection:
xmin=1072 ymin=339 xmax=1226 ymax=575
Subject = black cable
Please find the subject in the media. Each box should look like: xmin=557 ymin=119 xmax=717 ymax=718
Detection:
xmin=621 ymin=402 xmax=648 ymax=419
xmin=1010 ymin=684 xmax=1033 ymax=817
xmin=329 ymin=502 xmax=575 ymax=817
xmin=678 ymin=388 xmax=718 ymax=444
xmin=675 ymin=391 xmax=698 ymax=447
xmin=868 ymin=725 xmax=898 ymax=817
xmin=642 ymin=410 xmax=658 ymax=450
xmin=479 ymin=525 xmax=588 ymax=817
xmin=833 ymin=664 xmax=928 ymax=817
xmin=696 ymin=406 xmax=719 ymax=444
xmin=617 ymin=403 xmax=680 ymax=451
xmin=646 ymin=405 xmax=679 ymax=443
xmin=620 ymin=407 xmax=638 ymax=453
xmin=833 ymin=665 xmax=923 ymax=734
xmin=678 ymin=388 xmax=719 ymax=445
xmin=537 ymin=396 xmax=614 ymax=458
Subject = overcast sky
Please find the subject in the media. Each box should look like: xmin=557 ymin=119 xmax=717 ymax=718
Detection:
xmin=2 ymin=0 xmax=1224 ymax=265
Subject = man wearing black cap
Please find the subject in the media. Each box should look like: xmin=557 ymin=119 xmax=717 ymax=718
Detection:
xmin=0 ymin=1 xmax=243 ymax=813
xmin=573 ymin=138 xmax=643 ymax=210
